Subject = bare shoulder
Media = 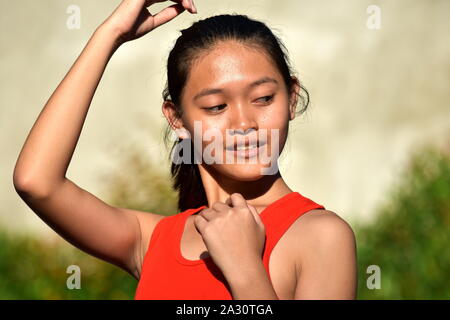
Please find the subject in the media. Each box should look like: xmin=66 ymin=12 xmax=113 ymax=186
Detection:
xmin=291 ymin=209 xmax=357 ymax=259
xmin=115 ymin=207 xmax=166 ymax=280
xmin=294 ymin=209 xmax=355 ymax=236
xmin=290 ymin=209 xmax=358 ymax=299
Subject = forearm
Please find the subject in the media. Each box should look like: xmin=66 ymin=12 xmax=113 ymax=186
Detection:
xmin=13 ymin=24 xmax=122 ymax=195
xmin=224 ymin=258 xmax=279 ymax=300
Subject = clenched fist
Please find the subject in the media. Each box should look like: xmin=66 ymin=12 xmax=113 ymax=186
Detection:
xmin=194 ymin=193 xmax=267 ymax=276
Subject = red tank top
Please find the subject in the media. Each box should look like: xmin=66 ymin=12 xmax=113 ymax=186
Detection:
xmin=134 ymin=191 xmax=325 ymax=299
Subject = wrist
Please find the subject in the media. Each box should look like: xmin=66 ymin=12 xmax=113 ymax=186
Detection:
xmin=224 ymin=259 xmax=278 ymax=300
xmin=222 ymin=256 xmax=264 ymax=284
xmin=95 ymin=22 xmax=126 ymax=50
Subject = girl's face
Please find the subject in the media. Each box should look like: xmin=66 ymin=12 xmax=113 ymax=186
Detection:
xmin=176 ymin=40 xmax=298 ymax=181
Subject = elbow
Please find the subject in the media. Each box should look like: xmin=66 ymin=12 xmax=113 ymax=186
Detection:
xmin=13 ymin=168 xmax=30 ymax=193
xmin=13 ymin=170 xmax=55 ymax=199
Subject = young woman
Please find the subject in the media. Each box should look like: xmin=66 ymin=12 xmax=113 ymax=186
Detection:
xmin=13 ymin=0 xmax=357 ymax=300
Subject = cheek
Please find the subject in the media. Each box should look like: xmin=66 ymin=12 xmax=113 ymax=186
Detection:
xmin=260 ymin=96 xmax=290 ymax=122
xmin=259 ymin=105 xmax=290 ymax=135
xmin=186 ymin=119 xmax=227 ymax=152
xmin=262 ymin=108 xmax=287 ymax=125
xmin=259 ymin=106 xmax=290 ymax=154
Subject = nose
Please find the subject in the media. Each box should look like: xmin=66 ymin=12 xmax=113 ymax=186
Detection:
xmin=229 ymin=102 xmax=258 ymax=136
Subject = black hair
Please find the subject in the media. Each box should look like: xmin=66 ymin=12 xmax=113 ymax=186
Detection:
xmin=162 ymin=14 xmax=309 ymax=212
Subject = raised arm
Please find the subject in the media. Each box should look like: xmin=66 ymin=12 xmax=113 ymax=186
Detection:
xmin=12 ymin=0 xmax=196 ymax=279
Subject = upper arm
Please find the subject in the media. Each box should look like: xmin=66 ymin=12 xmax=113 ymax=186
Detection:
xmin=14 ymin=178 xmax=164 ymax=280
xmin=294 ymin=210 xmax=357 ymax=299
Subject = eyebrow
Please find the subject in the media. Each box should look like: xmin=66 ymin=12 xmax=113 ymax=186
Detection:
xmin=193 ymin=76 xmax=279 ymax=101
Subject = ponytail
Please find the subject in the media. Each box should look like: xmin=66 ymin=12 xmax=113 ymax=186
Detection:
xmin=164 ymin=129 xmax=207 ymax=212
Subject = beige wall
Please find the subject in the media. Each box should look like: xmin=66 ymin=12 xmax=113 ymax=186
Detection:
xmin=1 ymin=0 xmax=449 ymax=236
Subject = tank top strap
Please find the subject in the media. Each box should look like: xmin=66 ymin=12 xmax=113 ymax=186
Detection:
xmin=261 ymin=192 xmax=326 ymax=274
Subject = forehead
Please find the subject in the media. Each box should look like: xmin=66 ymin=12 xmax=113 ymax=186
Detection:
xmin=185 ymin=41 xmax=281 ymax=95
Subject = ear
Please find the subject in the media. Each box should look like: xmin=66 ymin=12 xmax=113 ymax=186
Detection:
xmin=288 ymin=76 xmax=300 ymax=121
xmin=161 ymin=100 xmax=189 ymax=139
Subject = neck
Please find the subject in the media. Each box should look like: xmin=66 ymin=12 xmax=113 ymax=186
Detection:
xmin=197 ymin=164 xmax=293 ymax=214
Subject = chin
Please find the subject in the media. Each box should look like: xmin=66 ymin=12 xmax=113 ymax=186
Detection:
xmin=215 ymin=163 xmax=273 ymax=182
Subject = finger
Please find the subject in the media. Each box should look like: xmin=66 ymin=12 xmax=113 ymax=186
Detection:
xmin=193 ymin=212 xmax=208 ymax=234
xmin=153 ymin=0 xmax=193 ymax=13
xmin=133 ymin=8 xmax=153 ymax=34
xmin=211 ymin=201 xmax=230 ymax=212
xmin=247 ymin=204 xmax=264 ymax=227
xmin=183 ymin=0 xmax=196 ymax=13
xmin=152 ymin=3 xmax=186 ymax=29
xmin=147 ymin=0 xmax=187 ymax=7
xmin=195 ymin=208 xmax=212 ymax=221
xmin=188 ymin=0 xmax=197 ymax=13
xmin=228 ymin=193 xmax=248 ymax=209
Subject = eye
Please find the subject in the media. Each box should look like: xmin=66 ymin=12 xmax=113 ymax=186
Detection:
xmin=256 ymin=95 xmax=274 ymax=103
xmin=204 ymin=104 xmax=226 ymax=113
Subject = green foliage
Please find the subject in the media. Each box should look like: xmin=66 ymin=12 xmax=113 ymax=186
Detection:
xmin=0 ymin=229 xmax=137 ymax=299
xmin=356 ymin=145 xmax=450 ymax=299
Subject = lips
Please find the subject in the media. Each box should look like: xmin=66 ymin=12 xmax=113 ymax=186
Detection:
xmin=225 ymin=139 xmax=267 ymax=151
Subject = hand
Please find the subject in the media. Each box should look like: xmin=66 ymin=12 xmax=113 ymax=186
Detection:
xmin=101 ymin=0 xmax=197 ymax=45
xmin=193 ymin=193 xmax=267 ymax=275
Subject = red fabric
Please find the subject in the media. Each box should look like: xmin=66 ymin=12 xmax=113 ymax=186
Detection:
xmin=134 ymin=191 xmax=325 ymax=300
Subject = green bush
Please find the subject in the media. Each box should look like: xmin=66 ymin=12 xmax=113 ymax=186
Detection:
xmin=0 ymin=229 xmax=137 ymax=299
xmin=356 ymin=145 xmax=450 ymax=299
